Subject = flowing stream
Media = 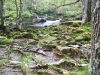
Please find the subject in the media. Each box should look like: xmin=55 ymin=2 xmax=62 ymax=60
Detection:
xmin=24 ymin=19 xmax=61 ymax=28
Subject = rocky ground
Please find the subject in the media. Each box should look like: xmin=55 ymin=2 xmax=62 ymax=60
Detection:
xmin=0 ymin=24 xmax=91 ymax=75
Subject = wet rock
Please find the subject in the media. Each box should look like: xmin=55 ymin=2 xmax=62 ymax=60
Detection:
xmin=32 ymin=18 xmax=40 ymax=24
xmin=39 ymin=19 xmax=46 ymax=22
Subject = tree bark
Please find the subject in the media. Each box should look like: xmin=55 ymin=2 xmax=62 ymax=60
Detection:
xmin=15 ymin=0 xmax=19 ymax=18
xmin=16 ymin=0 xmax=23 ymax=30
xmin=81 ymin=0 xmax=91 ymax=25
xmin=89 ymin=0 xmax=100 ymax=75
xmin=0 ymin=0 xmax=6 ymax=30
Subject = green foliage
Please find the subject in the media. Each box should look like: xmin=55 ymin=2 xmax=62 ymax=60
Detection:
xmin=22 ymin=11 xmax=32 ymax=17
xmin=4 ymin=0 xmax=82 ymax=22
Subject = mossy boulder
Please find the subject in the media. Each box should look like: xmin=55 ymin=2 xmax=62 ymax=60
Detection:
xmin=75 ymin=32 xmax=91 ymax=41
xmin=32 ymin=18 xmax=40 ymax=24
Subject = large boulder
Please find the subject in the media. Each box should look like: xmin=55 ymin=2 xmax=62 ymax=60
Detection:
xmin=38 ymin=18 xmax=46 ymax=23
xmin=32 ymin=18 xmax=46 ymax=24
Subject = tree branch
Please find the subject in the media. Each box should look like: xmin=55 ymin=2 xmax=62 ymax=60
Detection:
xmin=55 ymin=0 xmax=81 ymax=9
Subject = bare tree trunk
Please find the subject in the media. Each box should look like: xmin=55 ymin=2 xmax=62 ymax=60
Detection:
xmin=89 ymin=0 xmax=100 ymax=75
xmin=0 ymin=0 xmax=6 ymax=30
xmin=81 ymin=0 xmax=91 ymax=25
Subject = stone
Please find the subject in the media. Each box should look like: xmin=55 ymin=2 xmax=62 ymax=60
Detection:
xmin=65 ymin=35 xmax=73 ymax=41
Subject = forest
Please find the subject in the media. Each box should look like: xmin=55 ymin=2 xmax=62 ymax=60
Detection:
xmin=0 ymin=0 xmax=99 ymax=75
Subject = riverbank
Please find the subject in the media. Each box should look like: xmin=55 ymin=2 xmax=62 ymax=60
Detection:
xmin=0 ymin=24 xmax=91 ymax=75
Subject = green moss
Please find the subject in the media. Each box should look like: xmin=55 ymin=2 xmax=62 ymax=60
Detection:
xmin=82 ymin=32 xmax=91 ymax=41
xmin=0 ymin=36 xmax=13 ymax=44
xmin=70 ymin=40 xmax=76 ymax=45
xmin=75 ymin=36 xmax=84 ymax=41
xmin=58 ymin=40 xmax=67 ymax=46
xmin=0 ymin=59 xmax=9 ymax=67
xmin=73 ymin=66 xmax=88 ymax=75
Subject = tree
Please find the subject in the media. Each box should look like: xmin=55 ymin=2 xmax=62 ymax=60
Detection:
xmin=89 ymin=0 xmax=100 ymax=75
xmin=0 ymin=0 xmax=6 ymax=30
xmin=15 ymin=0 xmax=19 ymax=18
xmin=18 ymin=0 xmax=23 ymax=29
xmin=81 ymin=0 xmax=91 ymax=25
xmin=15 ymin=0 xmax=23 ymax=30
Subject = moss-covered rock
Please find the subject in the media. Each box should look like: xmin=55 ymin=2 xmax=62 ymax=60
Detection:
xmin=75 ymin=36 xmax=84 ymax=41
xmin=0 ymin=36 xmax=13 ymax=44
xmin=82 ymin=32 xmax=91 ymax=41
xmin=72 ymin=28 xmax=85 ymax=33
xmin=61 ymin=21 xmax=81 ymax=26
xmin=12 ymin=32 xmax=33 ymax=39
xmin=56 ymin=46 xmax=84 ymax=58
xmin=70 ymin=40 xmax=76 ymax=45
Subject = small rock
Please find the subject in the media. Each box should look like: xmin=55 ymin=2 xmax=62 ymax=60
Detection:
xmin=65 ymin=35 xmax=73 ymax=41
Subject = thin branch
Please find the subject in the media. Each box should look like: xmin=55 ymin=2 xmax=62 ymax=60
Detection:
xmin=55 ymin=0 xmax=80 ymax=9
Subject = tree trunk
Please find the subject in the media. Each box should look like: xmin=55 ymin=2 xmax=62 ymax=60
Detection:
xmin=81 ymin=0 xmax=91 ymax=25
xmin=19 ymin=0 xmax=23 ymax=30
xmin=0 ymin=0 xmax=6 ymax=30
xmin=15 ymin=0 xmax=19 ymax=18
xmin=16 ymin=0 xmax=23 ymax=30
xmin=89 ymin=0 xmax=100 ymax=75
